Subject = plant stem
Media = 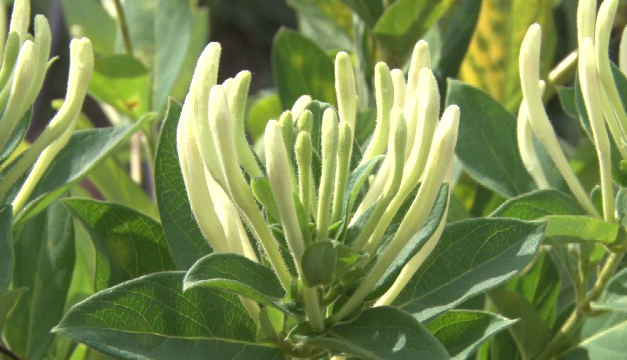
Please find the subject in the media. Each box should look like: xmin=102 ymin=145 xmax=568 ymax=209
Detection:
xmin=543 ymin=50 xmax=578 ymax=102
xmin=112 ymin=0 xmax=133 ymax=56
xmin=0 ymin=345 xmax=22 ymax=360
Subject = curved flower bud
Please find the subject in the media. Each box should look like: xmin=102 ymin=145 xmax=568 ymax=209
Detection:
xmin=361 ymin=62 xmax=393 ymax=165
xmin=23 ymin=15 xmax=52 ymax=114
xmin=405 ymin=40 xmax=431 ymax=114
xmin=335 ymin=52 xmax=356 ymax=128
xmin=330 ymin=121 xmax=353 ymax=223
xmin=520 ymin=24 xmax=599 ymax=217
xmin=222 ymin=77 xmax=233 ymax=94
xmin=580 ymin=37 xmax=615 ymax=222
xmin=391 ymin=69 xmax=406 ymax=111
xmin=316 ymin=108 xmax=339 ymax=240
xmin=295 ymin=131 xmax=313 ymax=222
xmin=0 ymin=32 xmax=20 ymax=93
xmin=296 ymin=109 xmax=313 ymax=135
xmin=620 ymin=26 xmax=627 ymax=74
xmin=291 ymin=95 xmax=312 ymax=119
xmin=577 ymin=0 xmax=596 ymax=46
xmin=518 ymin=95 xmax=550 ymax=189
xmin=9 ymin=0 xmax=29 ymax=45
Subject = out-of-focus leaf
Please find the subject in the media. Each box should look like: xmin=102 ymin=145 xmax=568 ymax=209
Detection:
xmin=0 ymin=288 xmax=26 ymax=331
xmin=0 ymin=107 xmax=32 ymax=166
xmin=338 ymin=0 xmax=383 ymax=28
xmin=61 ymin=0 xmax=117 ymax=54
xmin=0 ymin=205 xmax=12 ymax=296
xmin=88 ymin=55 xmax=151 ymax=120
xmin=590 ymin=268 xmax=627 ymax=312
xmin=155 ymin=100 xmax=212 ymax=270
xmin=459 ymin=0 xmax=557 ymax=111
xmin=247 ymin=91 xmax=283 ymax=140
xmin=544 ymin=215 xmax=620 ymax=245
xmin=373 ymin=0 xmax=456 ymax=63
xmin=122 ymin=0 xmax=156 ymax=67
xmin=289 ymin=0 xmax=353 ymax=51
xmin=557 ymin=86 xmax=578 ymax=118
xmin=272 ymin=28 xmax=336 ymax=109
xmin=557 ymin=310 xmax=627 ymax=359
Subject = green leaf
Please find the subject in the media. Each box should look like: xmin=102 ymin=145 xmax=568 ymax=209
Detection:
xmin=446 ymin=80 xmax=535 ymax=198
xmin=557 ymin=86 xmax=578 ymax=118
xmin=61 ymin=0 xmax=117 ymax=54
xmin=155 ymin=99 xmax=212 ymax=270
xmin=272 ymin=28 xmax=336 ymax=109
xmin=393 ymin=218 xmax=546 ymax=322
xmin=491 ymin=189 xmax=586 ymax=220
xmin=291 ymin=306 xmax=449 ymax=360
xmin=259 ymin=306 xmax=285 ymax=341
xmin=373 ymin=0 xmax=456 ymax=62
xmin=426 ymin=310 xmax=516 ymax=360
xmin=302 ymin=240 xmax=337 ymax=287
xmin=88 ymin=55 xmax=151 ymax=120
xmin=0 ymin=287 xmax=26 ymax=332
xmin=54 ymin=272 xmax=282 ymax=360
xmin=0 ymin=107 xmax=32 ymax=165
xmin=368 ymin=184 xmax=449 ymax=300
xmin=153 ymin=0 xmax=191 ymax=111
xmin=183 ymin=253 xmax=298 ymax=316
xmin=251 ymin=177 xmax=281 ymax=222
xmin=289 ymin=0 xmax=353 ymax=51
xmin=13 ymin=114 xmax=155 ymax=225
xmin=544 ymin=215 xmax=620 ymax=245
xmin=63 ymin=199 xmax=176 ymax=291
xmin=591 ymin=268 xmax=627 ymax=312
xmin=338 ymin=0 xmax=383 ymax=28
xmin=0 ymin=205 xmax=12 ymax=296
xmin=557 ymin=310 xmax=627 ymax=360
xmin=488 ymin=288 xmax=550 ymax=359
xmin=247 ymin=91 xmax=283 ymax=140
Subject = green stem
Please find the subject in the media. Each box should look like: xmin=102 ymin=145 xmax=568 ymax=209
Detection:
xmin=543 ymin=50 xmax=578 ymax=103
xmin=112 ymin=0 xmax=133 ymax=55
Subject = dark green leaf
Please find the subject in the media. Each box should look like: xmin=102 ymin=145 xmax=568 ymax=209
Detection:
xmin=302 ymin=240 xmax=337 ymax=287
xmin=251 ymin=177 xmax=281 ymax=222
xmin=272 ymin=28 xmax=336 ymax=109
xmin=557 ymin=310 xmax=627 ymax=359
xmin=61 ymin=0 xmax=117 ymax=54
xmin=183 ymin=253 xmax=297 ymax=316
xmin=155 ymin=99 xmax=212 ymax=270
xmin=446 ymin=79 xmax=535 ymax=198
xmin=291 ymin=306 xmax=449 ymax=360
xmin=54 ymin=272 xmax=282 ymax=360
xmin=544 ymin=215 xmax=619 ymax=245
xmin=0 ymin=287 xmax=26 ymax=331
xmin=13 ymin=114 xmax=155 ymax=225
xmin=153 ymin=0 xmax=191 ymax=111
xmin=489 ymin=288 xmax=550 ymax=359
xmin=591 ymin=268 xmax=627 ymax=312
xmin=63 ymin=199 xmax=176 ymax=291
xmin=0 ymin=205 xmax=12 ymax=296
xmin=557 ymin=86 xmax=577 ymax=118
xmin=338 ymin=0 xmax=383 ymax=28
xmin=393 ymin=218 xmax=546 ymax=322
xmin=246 ymin=91 xmax=283 ymax=140
xmin=426 ymin=310 xmax=516 ymax=360
xmin=373 ymin=0 xmax=455 ymax=62
xmin=289 ymin=0 xmax=353 ymax=51
xmin=491 ymin=189 xmax=585 ymax=220
xmin=0 ymin=107 xmax=32 ymax=165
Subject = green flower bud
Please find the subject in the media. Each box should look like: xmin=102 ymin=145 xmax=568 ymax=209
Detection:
xmin=317 ymin=108 xmax=339 ymax=240
xmin=0 ymin=32 xmax=20 ymax=92
xmin=296 ymin=109 xmax=313 ymax=135
xmin=335 ymin=51 xmax=356 ymax=128
xmin=295 ymin=131 xmax=313 ymax=223
xmin=9 ymin=0 xmax=30 ymax=45
xmin=391 ymin=68 xmax=406 ymax=109
xmin=330 ymin=121 xmax=353 ymax=223
xmin=23 ymin=15 xmax=52 ymax=114
xmin=361 ymin=62 xmax=393 ymax=165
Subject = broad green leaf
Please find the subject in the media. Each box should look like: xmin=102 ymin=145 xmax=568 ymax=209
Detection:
xmin=0 ymin=205 xmax=12 ymax=295
xmin=246 ymin=92 xmax=283 ymax=140
xmin=4 ymin=200 xmax=75 ymax=360
xmin=557 ymin=310 xmax=627 ymax=360
xmin=251 ymin=177 xmax=281 ymax=222
xmin=54 ymin=272 xmax=282 ymax=360
xmin=155 ymin=99 xmax=212 ymax=270
xmin=291 ymin=306 xmax=450 ymax=360
xmin=88 ymin=55 xmax=151 ymax=120
xmin=557 ymin=86 xmax=577 ymax=118
xmin=0 ymin=107 xmax=32 ymax=165
xmin=373 ymin=0 xmax=456 ymax=63
xmin=183 ymin=253 xmax=298 ymax=316
xmin=591 ymin=268 xmax=627 ymax=312
xmin=393 ymin=218 xmax=546 ymax=322
xmin=289 ymin=0 xmax=353 ymax=51
xmin=544 ymin=215 xmax=620 ymax=245
xmin=338 ymin=0 xmax=382 ymax=28
xmin=489 ymin=288 xmax=550 ymax=359
xmin=491 ymin=189 xmax=585 ymax=220
xmin=426 ymin=310 xmax=516 ymax=360
xmin=446 ymin=80 xmax=535 ymax=198
xmin=0 ymin=287 xmax=26 ymax=331
xmin=368 ymin=184 xmax=449 ymax=300
xmin=272 ymin=28 xmax=336 ymax=109
xmin=63 ymin=199 xmax=176 ymax=291
xmin=122 ymin=0 xmax=157 ymax=66
xmin=61 ymin=0 xmax=117 ymax=54
xmin=153 ymin=0 xmax=191 ymax=111
xmin=13 ymin=114 xmax=155 ymax=225
xmin=302 ymin=240 xmax=337 ymax=286
xmin=259 ymin=306 xmax=285 ymax=341
xmin=458 ymin=0 xmax=556 ymax=111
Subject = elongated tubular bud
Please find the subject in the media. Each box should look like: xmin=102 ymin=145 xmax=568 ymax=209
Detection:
xmin=405 ymin=40 xmax=431 ymax=117
xmin=330 ymin=121 xmax=353 ymax=223
xmin=580 ymin=37 xmax=615 ymax=222
xmin=265 ymin=120 xmax=324 ymax=331
xmin=209 ymin=86 xmax=292 ymax=289
xmin=577 ymin=0 xmax=596 ymax=47
xmin=391 ymin=69 xmax=406 ymax=109
xmin=297 ymin=109 xmax=313 ymax=135
xmin=0 ymin=32 xmax=19 ymax=93
xmin=353 ymin=108 xmax=407 ymax=252
xmin=316 ymin=109 xmax=339 ymax=240
xmin=295 ymin=131 xmax=313 ymax=223
xmin=0 ymin=40 xmax=36 ymax=153
xmin=520 ymin=24 xmax=600 ymax=217
xmin=291 ymin=95 xmax=311 ymax=119
xmin=228 ymin=70 xmax=263 ymax=178
xmin=361 ymin=62 xmax=393 ymax=165
xmin=620 ymin=27 xmax=627 ymax=74
xmin=518 ymin=97 xmax=550 ymax=189
xmin=22 ymin=15 xmax=52 ymax=114
xmin=0 ymin=39 xmax=93 ymax=206
xmin=335 ymin=52 xmax=356 ymax=128
xmin=0 ymin=2 xmax=5 ymax=55
xmin=279 ymin=110 xmax=298 ymax=192
xmin=332 ymin=105 xmax=459 ymax=323
xmin=9 ymin=0 xmax=29 ymax=45
xmin=595 ymin=0 xmax=627 ymax=157
xmin=222 ymin=77 xmax=233 ymax=94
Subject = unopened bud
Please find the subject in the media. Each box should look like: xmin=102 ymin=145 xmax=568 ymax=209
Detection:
xmin=9 ymin=0 xmax=30 ymax=45
xmin=361 ymin=62 xmax=393 ymax=164
xmin=335 ymin=52 xmax=356 ymax=127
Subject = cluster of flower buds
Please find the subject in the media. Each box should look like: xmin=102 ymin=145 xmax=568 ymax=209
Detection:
xmin=519 ymin=0 xmax=627 ymax=224
xmin=178 ymin=39 xmax=459 ymax=330
xmin=0 ymin=0 xmax=94 ymax=216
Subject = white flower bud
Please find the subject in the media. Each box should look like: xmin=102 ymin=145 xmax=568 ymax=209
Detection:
xmin=335 ymin=51 xmax=356 ymax=128
xmin=361 ymin=62 xmax=393 ymax=165
xmin=9 ymin=0 xmax=30 ymax=45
